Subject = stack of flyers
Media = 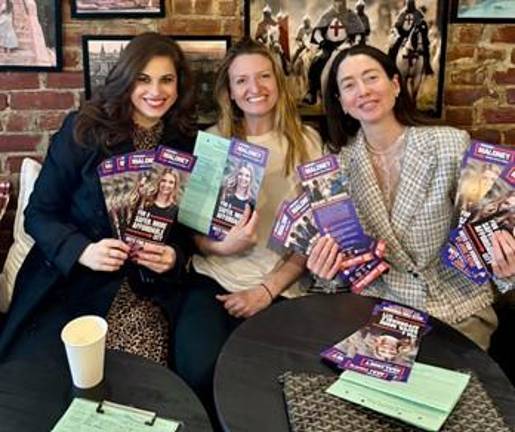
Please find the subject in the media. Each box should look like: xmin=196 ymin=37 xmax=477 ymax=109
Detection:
xmin=97 ymin=146 xmax=196 ymax=248
xmin=268 ymin=192 xmax=320 ymax=255
xmin=123 ymin=146 xmax=196 ymax=248
xmin=321 ymin=301 xmax=430 ymax=382
xmin=179 ymin=131 xmax=269 ymax=240
xmin=297 ymin=155 xmax=389 ymax=293
xmin=442 ymin=141 xmax=515 ymax=288
xmin=442 ymin=164 xmax=515 ymax=288
xmin=455 ymin=140 xmax=514 ymax=227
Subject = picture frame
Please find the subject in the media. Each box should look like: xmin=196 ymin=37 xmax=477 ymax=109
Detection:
xmin=71 ymin=0 xmax=165 ymax=19
xmin=82 ymin=35 xmax=231 ymax=125
xmin=245 ymin=0 xmax=449 ymax=116
xmin=0 ymin=0 xmax=62 ymax=71
xmin=450 ymin=0 xmax=515 ymax=24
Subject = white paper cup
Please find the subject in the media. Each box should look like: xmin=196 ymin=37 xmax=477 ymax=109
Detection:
xmin=61 ymin=315 xmax=108 ymax=389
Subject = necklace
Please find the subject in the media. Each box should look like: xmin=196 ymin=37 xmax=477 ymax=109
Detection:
xmin=365 ymin=128 xmax=407 ymax=155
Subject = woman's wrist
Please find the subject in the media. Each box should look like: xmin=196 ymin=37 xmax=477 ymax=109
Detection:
xmin=260 ymin=282 xmax=275 ymax=302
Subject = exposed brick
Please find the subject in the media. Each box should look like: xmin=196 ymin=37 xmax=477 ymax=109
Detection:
xmin=38 ymin=112 xmax=67 ymax=131
xmin=470 ymin=129 xmax=502 ymax=144
xmin=219 ymin=0 xmax=236 ymax=16
xmin=445 ymin=108 xmax=473 ymax=126
xmin=483 ymin=108 xmax=515 ymax=124
xmin=46 ymin=72 xmax=84 ymax=89
xmin=0 ymin=73 xmax=40 ymax=91
xmin=507 ymin=89 xmax=515 ymax=105
xmin=446 ymin=45 xmax=475 ymax=61
xmin=0 ymin=135 xmax=42 ymax=152
xmin=512 ymin=48 xmax=515 ymax=64
xmin=6 ymin=154 xmax=43 ymax=173
xmin=0 ymin=94 xmax=7 ymax=111
xmin=457 ymin=26 xmax=483 ymax=44
xmin=444 ymin=89 xmax=487 ymax=106
xmin=223 ymin=18 xmax=241 ymax=35
xmin=6 ymin=113 xmax=34 ymax=132
xmin=64 ymin=49 xmax=82 ymax=70
xmin=63 ymin=26 xmax=87 ymax=47
xmin=505 ymin=129 xmax=515 ymax=145
xmin=450 ymin=68 xmax=486 ymax=85
xmin=477 ymin=47 xmax=505 ymax=62
xmin=173 ymin=0 xmax=193 ymax=14
xmin=491 ymin=26 xmax=515 ymax=43
xmin=10 ymin=92 xmax=75 ymax=110
xmin=160 ymin=18 xmax=221 ymax=34
xmin=493 ymin=68 xmax=515 ymax=85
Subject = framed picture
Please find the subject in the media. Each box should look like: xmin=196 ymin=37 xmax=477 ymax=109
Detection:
xmin=71 ymin=0 xmax=165 ymax=19
xmin=82 ymin=35 xmax=231 ymax=125
xmin=0 ymin=0 xmax=62 ymax=71
xmin=450 ymin=0 xmax=515 ymax=23
xmin=245 ymin=0 xmax=449 ymax=116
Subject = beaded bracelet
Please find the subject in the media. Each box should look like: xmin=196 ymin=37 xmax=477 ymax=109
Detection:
xmin=260 ymin=282 xmax=274 ymax=302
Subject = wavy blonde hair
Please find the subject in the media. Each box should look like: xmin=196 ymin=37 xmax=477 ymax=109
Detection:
xmin=214 ymin=38 xmax=309 ymax=175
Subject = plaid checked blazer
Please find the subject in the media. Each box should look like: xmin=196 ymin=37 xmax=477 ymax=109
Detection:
xmin=339 ymin=126 xmax=494 ymax=324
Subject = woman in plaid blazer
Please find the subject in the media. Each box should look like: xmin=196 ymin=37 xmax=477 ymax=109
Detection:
xmin=307 ymin=44 xmax=514 ymax=350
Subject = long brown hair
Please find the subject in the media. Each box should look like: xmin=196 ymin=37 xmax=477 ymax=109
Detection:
xmin=75 ymin=32 xmax=196 ymax=149
xmin=214 ymin=38 xmax=309 ymax=175
xmin=324 ymin=44 xmax=434 ymax=153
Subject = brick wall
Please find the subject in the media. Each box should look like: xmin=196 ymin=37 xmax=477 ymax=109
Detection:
xmin=0 ymin=0 xmax=514 ymax=261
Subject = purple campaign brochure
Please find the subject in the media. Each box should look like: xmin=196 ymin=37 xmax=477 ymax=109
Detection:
xmin=269 ymin=192 xmax=319 ymax=255
xmin=123 ymin=146 xmax=196 ymax=248
xmin=209 ymin=138 xmax=269 ymax=240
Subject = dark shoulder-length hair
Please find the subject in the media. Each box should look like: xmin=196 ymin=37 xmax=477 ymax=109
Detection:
xmin=74 ymin=32 xmax=196 ymax=149
xmin=324 ymin=44 xmax=433 ymax=153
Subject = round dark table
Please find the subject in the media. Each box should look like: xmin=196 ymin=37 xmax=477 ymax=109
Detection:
xmin=0 ymin=349 xmax=212 ymax=432
xmin=214 ymin=293 xmax=515 ymax=432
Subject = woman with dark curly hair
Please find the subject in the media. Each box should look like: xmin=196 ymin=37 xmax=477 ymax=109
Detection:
xmin=0 ymin=33 xmax=196 ymax=366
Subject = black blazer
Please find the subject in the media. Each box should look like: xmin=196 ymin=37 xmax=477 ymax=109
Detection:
xmin=0 ymin=112 xmax=195 ymax=360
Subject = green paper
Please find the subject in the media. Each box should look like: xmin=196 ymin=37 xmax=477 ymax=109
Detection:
xmin=178 ymin=131 xmax=230 ymax=234
xmin=326 ymin=362 xmax=470 ymax=431
xmin=51 ymin=398 xmax=181 ymax=432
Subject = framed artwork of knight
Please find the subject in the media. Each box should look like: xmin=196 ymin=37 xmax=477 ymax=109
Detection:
xmin=245 ymin=0 xmax=449 ymax=116
xmin=0 ymin=0 xmax=62 ymax=71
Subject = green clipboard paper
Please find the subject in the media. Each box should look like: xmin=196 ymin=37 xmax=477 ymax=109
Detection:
xmin=51 ymin=398 xmax=182 ymax=432
xmin=326 ymin=362 xmax=470 ymax=431
xmin=178 ymin=131 xmax=231 ymax=234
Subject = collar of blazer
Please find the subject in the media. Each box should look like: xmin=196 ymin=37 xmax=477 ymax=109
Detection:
xmin=343 ymin=127 xmax=437 ymax=269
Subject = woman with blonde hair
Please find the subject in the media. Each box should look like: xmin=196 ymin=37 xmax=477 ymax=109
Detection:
xmin=174 ymin=37 xmax=323 ymax=421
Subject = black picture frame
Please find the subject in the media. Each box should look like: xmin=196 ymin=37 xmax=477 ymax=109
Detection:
xmin=450 ymin=0 xmax=515 ymax=24
xmin=82 ymin=35 xmax=231 ymax=125
xmin=0 ymin=0 xmax=62 ymax=72
xmin=71 ymin=0 xmax=165 ymax=19
xmin=245 ymin=0 xmax=449 ymax=117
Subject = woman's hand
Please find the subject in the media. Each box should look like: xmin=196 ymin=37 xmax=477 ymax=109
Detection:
xmin=306 ymin=235 xmax=343 ymax=280
xmin=214 ymin=205 xmax=258 ymax=256
xmin=132 ymin=243 xmax=177 ymax=274
xmin=78 ymin=239 xmax=130 ymax=272
xmin=216 ymin=285 xmax=272 ymax=319
xmin=491 ymin=230 xmax=515 ymax=278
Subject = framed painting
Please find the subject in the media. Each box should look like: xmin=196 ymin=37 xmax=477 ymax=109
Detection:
xmin=71 ymin=0 xmax=165 ymax=19
xmin=0 ymin=0 xmax=62 ymax=71
xmin=82 ymin=35 xmax=231 ymax=125
xmin=450 ymin=0 xmax=515 ymax=23
xmin=245 ymin=0 xmax=449 ymax=116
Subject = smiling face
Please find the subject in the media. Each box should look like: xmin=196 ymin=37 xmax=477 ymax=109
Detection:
xmin=236 ymin=166 xmax=252 ymax=192
xmin=131 ymin=55 xmax=178 ymax=128
xmin=374 ymin=335 xmax=400 ymax=361
xmin=337 ymin=54 xmax=400 ymax=128
xmin=158 ymin=172 xmax=177 ymax=199
xmin=228 ymin=54 xmax=279 ymax=128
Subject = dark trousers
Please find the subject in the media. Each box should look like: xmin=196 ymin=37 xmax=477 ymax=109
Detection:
xmin=173 ymin=271 xmax=243 ymax=427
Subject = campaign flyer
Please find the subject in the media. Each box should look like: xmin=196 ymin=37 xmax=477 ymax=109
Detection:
xmin=455 ymin=141 xmax=514 ymax=227
xmin=179 ymin=132 xmax=269 ymax=240
xmin=209 ymin=138 xmax=269 ymax=239
xmin=321 ymin=301 xmax=429 ymax=382
xmin=123 ymin=146 xmax=196 ymax=248
xmin=269 ymin=192 xmax=320 ymax=255
xmin=98 ymin=157 xmax=122 ymax=238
